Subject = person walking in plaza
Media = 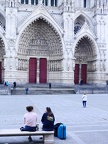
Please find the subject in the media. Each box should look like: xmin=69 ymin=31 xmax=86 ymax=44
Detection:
xmin=82 ymin=93 xmax=87 ymax=108
xmin=20 ymin=106 xmax=38 ymax=142
xmin=41 ymin=107 xmax=55 ymax=131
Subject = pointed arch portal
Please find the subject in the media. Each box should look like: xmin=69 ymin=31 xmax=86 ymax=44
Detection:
xmin=74 ymin=35 xmax=97 ymax=84
xmin=18 ymin=18 xmax=63 ymax=83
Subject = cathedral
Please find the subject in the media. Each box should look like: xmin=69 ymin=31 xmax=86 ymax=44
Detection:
xmin=0 ymin=0 xmax=108 ymax=85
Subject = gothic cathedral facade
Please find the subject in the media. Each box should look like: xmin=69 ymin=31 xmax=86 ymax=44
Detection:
xmin=0 ymin=0 xmax=108 ymax=84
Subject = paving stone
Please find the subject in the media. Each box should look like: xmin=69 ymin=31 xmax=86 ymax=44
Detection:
xmin=0 ymin=94 xmax=108 ymax=144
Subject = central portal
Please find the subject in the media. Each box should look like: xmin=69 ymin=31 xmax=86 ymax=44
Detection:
xmin=18 ymin=18 xmax=63 ymax=83
xmin=29 ymin=58 xmax=47 ymax=83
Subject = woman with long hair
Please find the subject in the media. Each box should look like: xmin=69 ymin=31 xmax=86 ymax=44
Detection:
xmin=41 ymin=107 xmax=55 ymax=131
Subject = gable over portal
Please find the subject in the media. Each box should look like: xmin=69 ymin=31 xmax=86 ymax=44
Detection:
xmin=16 ymin=4 xmax=64 ymax=51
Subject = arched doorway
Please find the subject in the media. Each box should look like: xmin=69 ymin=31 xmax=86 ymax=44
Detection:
xmin=18 ymin=18 xmax=63 ymax=83
xmin=74 ymin=35 xmax=97 ymax=84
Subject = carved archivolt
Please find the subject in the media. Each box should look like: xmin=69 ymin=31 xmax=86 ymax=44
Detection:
xmin=74 ymin=35 xmax=97 ymax=72
xmin=18 ymin=18 xmax=63 ymax=73
xmin=0 ymin=13 xmax=5 ymax=31
xmin=75 ymin=35 xmax=96 ymax=61
xmin=18 ymin=18 xmax=63 ymax=63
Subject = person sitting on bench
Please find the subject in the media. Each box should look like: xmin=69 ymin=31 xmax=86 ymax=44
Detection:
xmin=41 ymin=107 xmax=55 ymax=131
xmin=20 ymin=106 xmax=38 ymax=142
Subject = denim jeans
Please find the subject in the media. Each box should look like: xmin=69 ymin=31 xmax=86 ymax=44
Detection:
xmin=20 ymin=125 xmax=36 ymax=132
xmin=82 ymin=101 xmax=86 ymax=107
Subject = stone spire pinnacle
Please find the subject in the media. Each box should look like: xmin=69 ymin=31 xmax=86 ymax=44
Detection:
xmin=63 ymin=0 xmax=75 ymax=12
xmin=6 ymin=0 xmax=16 ymax=7
xmin=95 ymin=0 xmax=108 ymax=14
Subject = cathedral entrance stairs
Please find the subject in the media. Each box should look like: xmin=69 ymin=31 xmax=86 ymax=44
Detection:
xmin=0 ymin=84 xmax=10 ymax=95
xmin=74 ymin=84 xmax=108 ymax=94
xmin=11 ymin=83 xmax=76 ymax=95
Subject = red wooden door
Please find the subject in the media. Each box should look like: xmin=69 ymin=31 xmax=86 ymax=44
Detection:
xmin=81 ymin=64 xmax=87 ymax=84
xmin=74 ymin=64 xmax=79 ymax=84
xmin=39 ymin=58 xmax=47 ymax=83
xmin=29 ymin=58 xmax=37 ymax=83
xmin=0 ymin=62 xmax=2 ymax=83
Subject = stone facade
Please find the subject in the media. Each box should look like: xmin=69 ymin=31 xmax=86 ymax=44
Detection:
xmin=0 ymin=0 xmax=108 ymax=84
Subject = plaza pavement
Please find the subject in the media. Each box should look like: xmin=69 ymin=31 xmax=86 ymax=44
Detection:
xmin=0 ymin=94 xmax=108 ymax=144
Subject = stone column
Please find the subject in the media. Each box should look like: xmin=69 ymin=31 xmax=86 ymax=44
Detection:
xmin=39 ymin=0 xmax=42 ymax=4
xmin=33 ymin=0 xmax=35 ymax=5
xmin=48 ymin=0 xmax=50 ymax=6
xmin=37 ymin=58 xmax=40 ymax=83
xmin=54 ymin=0 xmax=55 ymax=6
xmin=79 ymin=63 xmax=81 ymax=83
xmin=29 ymin=0 xmax=31 ymax=5
xmin=43 ymin=0 xmax=45 ymax=5
xmin=47 ymin=58 xmax=49 ymax=83
xmin=4 ymin=40 xmax=17 ymax=82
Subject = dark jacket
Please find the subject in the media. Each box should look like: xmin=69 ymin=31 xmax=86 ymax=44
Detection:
xmin=41 ymin=112 xmax=55 ymax=131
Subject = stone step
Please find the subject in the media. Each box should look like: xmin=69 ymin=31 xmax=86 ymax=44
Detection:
xmin=0 ymin=84 xmax=10 ymax=95
xmin=74 ymin=85 xmax=108 ymax=94
xmin=13 ymin=83 xmax=74 ymax=89
xmin=11 ymin=88 xmax=76 ymax=95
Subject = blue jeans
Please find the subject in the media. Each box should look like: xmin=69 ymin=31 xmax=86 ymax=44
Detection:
xmin=26 ymin=90 xmax=28 ymax=94
xmin=20 ymin=126 xmax=36 ymax=132
xmin=82 ymin=101 xmax=86 ymax=107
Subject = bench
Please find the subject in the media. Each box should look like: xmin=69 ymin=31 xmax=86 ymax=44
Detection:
xmin=0 ymin=129 xmax=54 ymax=144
